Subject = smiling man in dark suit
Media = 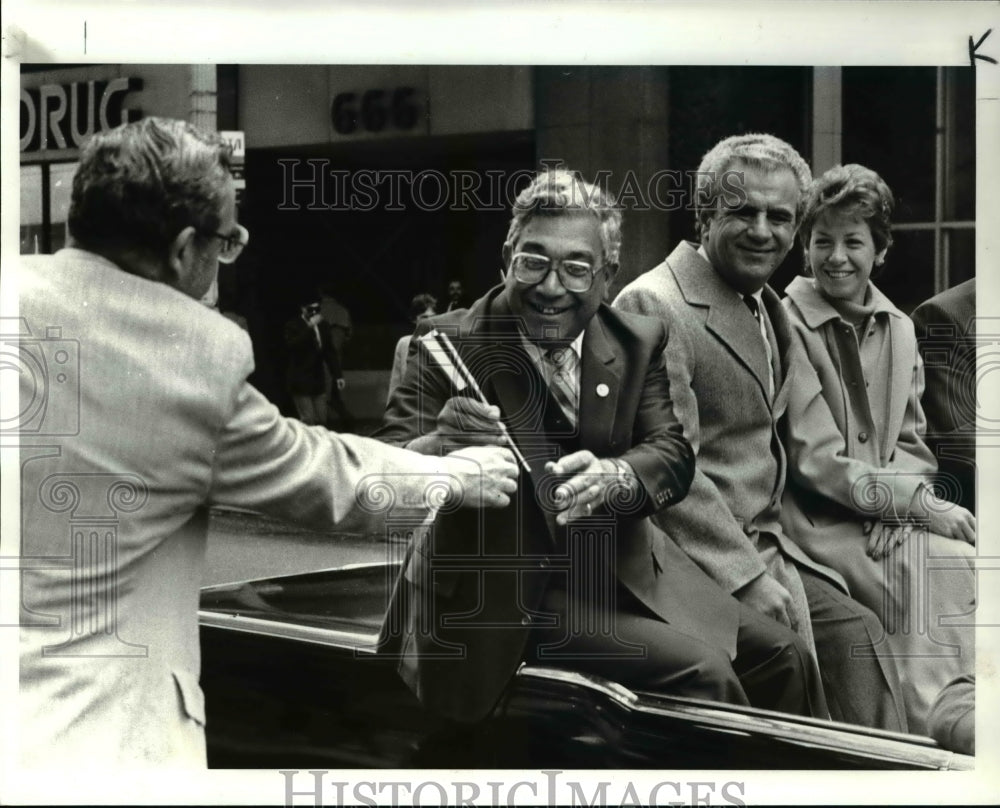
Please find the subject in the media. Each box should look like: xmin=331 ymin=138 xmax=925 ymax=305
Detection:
xmin=377 ymin=169 xmax=828 ymax=724
xmin=614 ymin=133 xmax=907 ymax=730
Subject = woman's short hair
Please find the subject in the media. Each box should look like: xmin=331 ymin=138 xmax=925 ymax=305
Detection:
xmin=799 ymin=163 xmax=895 ymax=255
xmin=505 ymin=169 xmax=623 ymax=270
xmin=68 ymin=117 xmax=232 ymax=260
xmin=694 ymin=133 xmax=812 ymax=237
xmin=409 ymin=293 xmax=438 ymax=320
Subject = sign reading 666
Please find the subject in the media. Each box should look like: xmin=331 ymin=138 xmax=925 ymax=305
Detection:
xmin=331 ymin=87 xmax=424 ymax=136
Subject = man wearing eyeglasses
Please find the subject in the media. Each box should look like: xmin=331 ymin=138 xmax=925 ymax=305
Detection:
xmin=15 ymin=117 xmax=519 ymax=767
xmin=377 ymin=169 xmax=827 ymax=726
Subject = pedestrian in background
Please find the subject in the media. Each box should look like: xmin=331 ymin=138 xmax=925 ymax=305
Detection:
xmin=387 ymin=292 xmax=438 ymax=404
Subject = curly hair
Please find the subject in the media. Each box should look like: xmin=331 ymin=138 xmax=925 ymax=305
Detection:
xmin=505 ymin=169 xmax=623 ymax=269
xmin=409 ymin=293 xmax=438 ymax=320
xmin=694 ymin=133 xmax=812 ymax=237
xmin=799 ymin=163 xmax=895 ymax=255
xmin=68 ymin=117 xmax=232 ymax=260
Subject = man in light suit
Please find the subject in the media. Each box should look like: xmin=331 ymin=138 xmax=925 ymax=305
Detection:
xmin=377 ymin=169 xmax=828 ymax=724
xmin=16 ymin=117 xmax=518 ymax=767
xmin=614 ymin=134 xmax=907 ymax=730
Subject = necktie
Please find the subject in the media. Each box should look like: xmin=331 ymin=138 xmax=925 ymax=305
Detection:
xmin=743 ymin=295 xmax=774 ymax=399
xmin=545 ymin=346 xmax=578 ymax=426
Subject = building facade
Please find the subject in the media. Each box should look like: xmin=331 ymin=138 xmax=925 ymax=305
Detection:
xmin=20 ymin=64 xmax=975 ymax=414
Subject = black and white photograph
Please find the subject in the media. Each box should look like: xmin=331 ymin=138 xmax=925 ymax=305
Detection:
xmin=2 ymin=1 xmax=999 ymax=805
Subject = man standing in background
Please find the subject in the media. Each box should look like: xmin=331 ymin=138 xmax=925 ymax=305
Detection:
xmin=319 ymin=284 xmax=356 ymax=430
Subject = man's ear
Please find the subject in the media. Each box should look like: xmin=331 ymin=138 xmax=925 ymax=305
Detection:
xmin=500 ymin=242 xmax=513 ymax=276
xmin=167 ymin=226 xmax=198 ymax=285
xmin=697 ymin=211 xmax=712 ymax=243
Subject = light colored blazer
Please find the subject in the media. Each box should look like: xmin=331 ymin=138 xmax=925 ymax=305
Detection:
xmin=17 ymin=249 xmax=451 ymax=767
xmin=614 ymin=243 xmax=846 ymax=637
xmin=780 ymin=276 xmax=936 ymax=555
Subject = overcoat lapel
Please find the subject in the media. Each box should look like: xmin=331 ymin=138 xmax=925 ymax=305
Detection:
xmin=761 ymin=285 xmax=793 ymax=414
xmin=578 ymin=314 xmax=622 ymax=453
xmin=670 ymin=248 xmax=774 ymax=404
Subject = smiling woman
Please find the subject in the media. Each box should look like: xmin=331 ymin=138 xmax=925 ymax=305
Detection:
xmin=781 ymin=163 xmax=977 ymax=736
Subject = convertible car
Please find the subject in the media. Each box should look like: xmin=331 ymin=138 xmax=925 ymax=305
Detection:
xmin=198 ymin=559 xmax=973 ymax=770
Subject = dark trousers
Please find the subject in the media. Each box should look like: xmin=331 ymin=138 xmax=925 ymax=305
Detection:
xmin=525 ymin=583 xmax=827 ymax=718
xmin=800 ymin=566 xmax=909 ymax=732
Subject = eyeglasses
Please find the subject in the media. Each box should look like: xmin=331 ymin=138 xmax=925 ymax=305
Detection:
xmin=510 ymin=252 xmax=599 ymax=293
xmin=200 ymin=224 xmax=249 ymax=264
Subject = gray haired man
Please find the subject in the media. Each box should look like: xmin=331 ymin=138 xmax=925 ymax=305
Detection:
xmin=615 ymin=134 xmax=908 ymax=731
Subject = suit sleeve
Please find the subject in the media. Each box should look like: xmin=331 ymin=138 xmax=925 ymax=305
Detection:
xmin=614 ymin=285 xmax=767 ymax=594
xmin=208 ymin=356 xmax=448 ymax=528
xmin=911 ymin=298 xmax=976 ymax=444
xmin=783 ymin=314 xmax=933 ymax=521
xmin=618 ymin=321 xmax=695 ymax=515
xmin=284 ymin=318 xmax=311 ymax=349
xmin=320 ymin=324 xmax=343 ymax=380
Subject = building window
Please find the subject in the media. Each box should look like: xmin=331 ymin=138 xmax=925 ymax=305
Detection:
xmin=841 ymin=67 xmax=975 ymax=312
xmin=20 ymin=165 xmax=43 ymax=254
xmin=48 ymin=162 xmax=77 ymax=253
xmin=19 ymin=161 xmax=78 ymax=255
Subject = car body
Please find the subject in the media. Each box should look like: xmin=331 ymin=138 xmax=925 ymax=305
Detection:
xmin=198 ymin=559 xmax=972 ymax=770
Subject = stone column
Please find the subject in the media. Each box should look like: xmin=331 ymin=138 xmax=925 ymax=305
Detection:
xmin=189 ymin=64 xmax=218 ymax=132
xmin=534 ymin=67 xmax=673 ymax=294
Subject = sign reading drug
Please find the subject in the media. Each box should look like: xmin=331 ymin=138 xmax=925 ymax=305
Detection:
xmin=20 ymin=77 xmax=143 ymax=154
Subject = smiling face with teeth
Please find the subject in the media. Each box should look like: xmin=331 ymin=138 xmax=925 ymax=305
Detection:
xmin=807 ymin=209 xmax=886 ymax=305
xmin=500 ymin=211 xmax=611 ymax=347
xmin=700 ymin=161 xmax=801 ymax=296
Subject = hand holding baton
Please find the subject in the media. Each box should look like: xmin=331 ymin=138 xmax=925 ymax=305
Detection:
xmin=418 ymin=329 xmax=531 ymax=473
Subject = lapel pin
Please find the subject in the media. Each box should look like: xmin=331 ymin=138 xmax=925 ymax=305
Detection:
xmin=596 ymin=383 xmax=610 ymax=398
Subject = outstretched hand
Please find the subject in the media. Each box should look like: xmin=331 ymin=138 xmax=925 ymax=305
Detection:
xmin=440 ymin=445 xmax=519 ymax=509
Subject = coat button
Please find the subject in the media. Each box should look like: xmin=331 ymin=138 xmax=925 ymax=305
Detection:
xmin=521 ymin=616 xmax=533 ymax=626
xmin=539 ymin=559 xmax=549 ymax=569
xmin=858 ymin=431 xmax=869 ymax=443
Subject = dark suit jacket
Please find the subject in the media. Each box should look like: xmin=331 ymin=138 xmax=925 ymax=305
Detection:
xmin=910 ymin=278 xmax=976 ymax=512
xmin=284 ymin=315 xmax=341 ymax=396
xmin=376 ymin=286 xmax=742 ymax=722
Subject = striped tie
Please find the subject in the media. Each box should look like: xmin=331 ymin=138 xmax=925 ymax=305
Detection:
xmin=545 ymin=346 xmax=578 ymax=426
xmin=744 ymin=295 xmax=775 ymax=400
